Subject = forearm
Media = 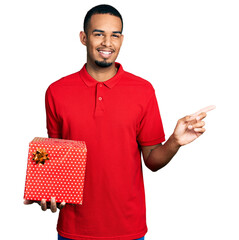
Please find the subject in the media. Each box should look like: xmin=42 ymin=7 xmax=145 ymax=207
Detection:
xmin=145 ymin=134 xmax=181 ymax=172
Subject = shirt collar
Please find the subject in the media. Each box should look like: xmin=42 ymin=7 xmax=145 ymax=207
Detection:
xmin=79 ymin=62 xmax=124 ymax=89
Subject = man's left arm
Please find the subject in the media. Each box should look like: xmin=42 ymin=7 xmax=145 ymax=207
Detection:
xmin=141 ymin=105 xmax=215 ymax=172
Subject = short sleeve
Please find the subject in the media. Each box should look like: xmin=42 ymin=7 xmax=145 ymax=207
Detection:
xmin=45 ymin=86 xmax=62 ymax=138
xmin=137 ymin=91 xmax=165 ymax=146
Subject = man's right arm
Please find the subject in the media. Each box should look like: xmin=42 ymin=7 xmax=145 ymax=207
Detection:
xmin=24 ymin=87 xmax=65 ymax=212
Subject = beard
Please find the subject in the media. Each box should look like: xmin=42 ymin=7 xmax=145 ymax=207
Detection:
xmin=95 ymin=60 xmax=113 ymax=68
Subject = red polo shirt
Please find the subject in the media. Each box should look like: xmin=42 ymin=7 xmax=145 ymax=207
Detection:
xmin=45 ymin=63 xmax=165 ymax=240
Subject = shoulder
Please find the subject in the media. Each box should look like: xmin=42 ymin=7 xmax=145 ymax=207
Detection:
xmin=45 ymin=71 xmax=81 ymax=103
xmin=123 ymin=70 xmax=153 ymax=86
xmin=120 ymin=69 xmax=155 ymax=95
xmin=48 ymin=71 xmax=80 ymax=90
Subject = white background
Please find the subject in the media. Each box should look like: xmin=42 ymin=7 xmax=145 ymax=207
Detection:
xmin=1 ymin=0 xmax=238 ymax=239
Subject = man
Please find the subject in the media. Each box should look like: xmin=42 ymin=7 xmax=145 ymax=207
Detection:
xmin=24 ymin=4 xmax=215 ymax=240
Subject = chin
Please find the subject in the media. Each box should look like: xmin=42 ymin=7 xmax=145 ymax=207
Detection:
xmin=95 ymin=60 xmax=113 ymax=68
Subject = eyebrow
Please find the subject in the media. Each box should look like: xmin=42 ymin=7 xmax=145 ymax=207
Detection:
xmin=92 ymin=29 xmax=122 ymax=34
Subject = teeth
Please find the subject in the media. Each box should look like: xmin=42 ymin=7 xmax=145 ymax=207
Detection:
xmin=99 ymin=51 xmax=111 ymax=55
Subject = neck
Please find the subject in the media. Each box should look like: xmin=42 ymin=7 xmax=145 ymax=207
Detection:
xmin=86 ymin=61 xmax=118 ymax=82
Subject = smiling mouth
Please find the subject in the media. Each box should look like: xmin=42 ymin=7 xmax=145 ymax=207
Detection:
xmin=97 ymin=49 xmax=114 ymax=58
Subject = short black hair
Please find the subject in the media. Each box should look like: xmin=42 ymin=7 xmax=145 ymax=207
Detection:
xmin=83 ymin=4 xmax=123 ymax=34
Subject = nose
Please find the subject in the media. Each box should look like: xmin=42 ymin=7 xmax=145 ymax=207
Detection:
xmin=102 ymin=35 xmax=112 ymax=47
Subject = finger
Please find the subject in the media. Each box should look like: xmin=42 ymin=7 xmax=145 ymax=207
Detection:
xmin=50 ymin=197 xmax=57 ymax=213
xmin=192 ymin=105 xmax=216 ymax=116
xmin=193 ymin=128 xmax=206 ymax=133
xmin=41 ymin=199 xmax=47 ymax=211
xmin=185 ymin=115 xmax=197 ymax=122
xmin=195 ymin=112 xmax=207 ymax=121
xmin=188 ymin=121 xmax=205 ymax=130
xmin=58 ymin=201 xmax=66 ymax=210
xmin=186 ymin=113 xmax=207 ymax=123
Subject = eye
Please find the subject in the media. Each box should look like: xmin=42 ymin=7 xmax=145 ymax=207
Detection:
xmin=112 ymin=34 xmax=120 ymax=38
xmin=94 ymin=33 xmax=103 ymax=37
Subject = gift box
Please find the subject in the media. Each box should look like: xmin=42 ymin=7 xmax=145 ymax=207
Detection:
xmin=24 ymin=137 xmax=87 ymax=204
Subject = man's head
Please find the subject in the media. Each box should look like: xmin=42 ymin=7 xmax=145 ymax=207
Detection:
xmin=80 ymin=5 xmax=124 ymax=69
xmin=83 ymin=4 xmax=123 ymax=35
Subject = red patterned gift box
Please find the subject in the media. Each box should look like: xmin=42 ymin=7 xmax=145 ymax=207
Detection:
xmin=24 ymin=137 xmax=87 ymax=204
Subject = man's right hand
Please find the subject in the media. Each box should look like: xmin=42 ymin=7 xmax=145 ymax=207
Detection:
xmin=24 ymin=198 xmax=66 ymax=213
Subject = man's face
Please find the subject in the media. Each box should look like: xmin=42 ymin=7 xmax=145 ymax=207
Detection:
xmin=81 ymin=14 xmax=124 ymax=68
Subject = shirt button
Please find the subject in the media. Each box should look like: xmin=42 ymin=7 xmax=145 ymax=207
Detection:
xmin=98 ymin=97 xmax=102 ymax=101
xmin=99 ymin=84 xmax=103 ymax=87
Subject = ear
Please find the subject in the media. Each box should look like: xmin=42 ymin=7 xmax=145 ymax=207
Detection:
xmin=120 ymin=34 xmax=124 ymax=46
xmin=80 ymin=31 xmax=87 ymax=46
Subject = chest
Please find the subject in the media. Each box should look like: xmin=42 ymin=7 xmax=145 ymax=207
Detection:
xmin=56 ymin=84 xmax=145 ymax=134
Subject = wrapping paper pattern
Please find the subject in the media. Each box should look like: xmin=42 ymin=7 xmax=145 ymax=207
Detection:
xmin=24 ymin=137 xmax=87 ymax=204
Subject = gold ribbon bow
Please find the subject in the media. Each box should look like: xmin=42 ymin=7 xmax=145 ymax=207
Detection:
xmin=32 ymin=149 xmax=49 ymax=165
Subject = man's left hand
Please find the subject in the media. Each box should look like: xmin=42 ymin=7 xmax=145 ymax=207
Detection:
xmin=173 ymin=105 xmax=216 ymax=146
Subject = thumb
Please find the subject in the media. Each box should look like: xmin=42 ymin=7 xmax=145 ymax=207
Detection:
xmin=23 ymin=199 xmax=34 ymax=205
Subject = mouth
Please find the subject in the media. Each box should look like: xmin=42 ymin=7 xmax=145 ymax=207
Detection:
xmin=97 ymin=49 xmax=114 ymax=59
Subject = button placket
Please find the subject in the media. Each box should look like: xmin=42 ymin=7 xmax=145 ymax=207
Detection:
xmin=95 ymin=83 xmax=104 ymax=116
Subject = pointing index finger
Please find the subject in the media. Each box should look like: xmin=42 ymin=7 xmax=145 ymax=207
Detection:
xmin=192 ymin=105 xmax=216 ymax=117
